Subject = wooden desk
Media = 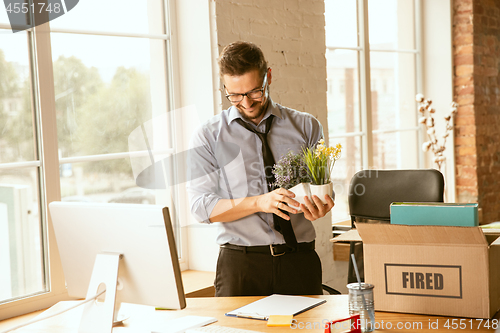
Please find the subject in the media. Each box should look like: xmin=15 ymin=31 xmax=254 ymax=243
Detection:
xmin=0 ymin=295 xmax=495 ymax=332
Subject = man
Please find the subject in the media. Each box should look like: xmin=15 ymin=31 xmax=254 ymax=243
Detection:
xmin=187 ymin=41 xmax=334 ymax=297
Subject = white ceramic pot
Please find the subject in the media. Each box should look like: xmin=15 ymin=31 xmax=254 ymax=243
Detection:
xmin=309 ymin=183 xmax=335 ymax=205
xmin=287 ymin=182 xmax=311 ymax=212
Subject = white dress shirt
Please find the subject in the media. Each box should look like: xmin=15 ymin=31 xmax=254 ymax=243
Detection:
xmin=187 ymin=99 xmax=323 ymax=246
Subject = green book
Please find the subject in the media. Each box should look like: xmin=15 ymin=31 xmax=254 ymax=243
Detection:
xmin=390 ymin=202 xmax=479 ymax=227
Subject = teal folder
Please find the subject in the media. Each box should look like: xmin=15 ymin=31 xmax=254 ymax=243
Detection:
xmin=390 ymin=202 xmax=479 ymax=227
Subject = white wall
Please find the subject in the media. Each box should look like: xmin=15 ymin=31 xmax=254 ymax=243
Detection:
xmin=421 ymin=0 xmax=455 ymax=202
xmin=171 ymin=0 xmax=220 ymax=272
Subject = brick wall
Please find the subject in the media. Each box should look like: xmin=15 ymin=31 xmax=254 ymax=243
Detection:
xmin=212 ymin=0 xmax=335 ymax=286
xmin=453 ymin=0 xmax=500 ymax=223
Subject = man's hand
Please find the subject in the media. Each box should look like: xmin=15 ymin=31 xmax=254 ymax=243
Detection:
xmin=300 ymin=195 xmax=335 ymax=221
xmin=256 ymin=188 xmax=300 ymax=220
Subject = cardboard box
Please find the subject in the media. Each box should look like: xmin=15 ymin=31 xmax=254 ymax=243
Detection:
xmin=332 ymin=223 xmax=500 ymax=318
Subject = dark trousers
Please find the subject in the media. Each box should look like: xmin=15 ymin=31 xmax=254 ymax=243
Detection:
xmin=214 ymin=246 xmax=323 ymax=297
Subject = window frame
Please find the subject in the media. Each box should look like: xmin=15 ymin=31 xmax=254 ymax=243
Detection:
xmin=0 ymin=0 xmax=186 ymax=319
xmin=0 ymin=20 xmax=68 ymax=321
xmin=326 ymin=0 xmax=425 ymax=171
xmin=326 ymin=0 xmax=456 ymax=217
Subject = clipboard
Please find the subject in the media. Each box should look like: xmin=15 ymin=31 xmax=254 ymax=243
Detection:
xmin=225 ymin=294 xmax=327 ymax=320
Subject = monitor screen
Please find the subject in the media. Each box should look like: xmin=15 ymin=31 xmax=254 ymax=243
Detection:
xmin=49 ymin=202 xmax=186 ymax=313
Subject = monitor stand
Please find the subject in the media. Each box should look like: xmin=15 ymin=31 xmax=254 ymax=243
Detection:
xmin=78 ymin=252 xmax=124 ymax=333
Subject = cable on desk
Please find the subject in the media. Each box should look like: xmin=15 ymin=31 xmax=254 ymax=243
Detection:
xmin=0 ymin=289 xmax=106 ymax=333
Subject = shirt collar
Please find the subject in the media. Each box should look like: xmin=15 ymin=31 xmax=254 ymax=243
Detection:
xmin=227 ymin=98 xmax=282 ymax=126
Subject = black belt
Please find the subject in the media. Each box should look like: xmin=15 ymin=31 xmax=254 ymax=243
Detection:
xmin=220 ymin=241 xmax=315 ymax=257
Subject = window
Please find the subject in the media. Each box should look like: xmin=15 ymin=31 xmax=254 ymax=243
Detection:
xmin=0 ymin=0 xmax=180 ymax=318
xmin=325 ymin=0 xmax=423 ymax=221
xmin=0 ymin=29 xmax=45 ymax=307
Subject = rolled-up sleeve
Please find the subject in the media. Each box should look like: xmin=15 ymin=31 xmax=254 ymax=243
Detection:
xmin=186 ymin=128 xmax=221 ymax=224
xmin=304 ymin=113 xmax=324 ymax=147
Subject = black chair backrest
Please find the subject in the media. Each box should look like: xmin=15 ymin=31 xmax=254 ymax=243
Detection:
xmin=348 ymin=169 xmax=445 ymax=223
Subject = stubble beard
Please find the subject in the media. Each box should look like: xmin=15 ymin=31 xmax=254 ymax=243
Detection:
xmin=237 ymin=98 xmax=270 ymax=122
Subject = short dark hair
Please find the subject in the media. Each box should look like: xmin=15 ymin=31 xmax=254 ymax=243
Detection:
xmin=218 ymin=41 xmax=268 ymax=78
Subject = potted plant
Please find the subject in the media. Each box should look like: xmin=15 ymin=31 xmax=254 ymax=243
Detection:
xmin=272 ymin=150 xmax=311 ymax=211
xmin=302 ymin=139 xmax=341 ymax=204
xmin=272 ymin=139 xmax=341 ymax=210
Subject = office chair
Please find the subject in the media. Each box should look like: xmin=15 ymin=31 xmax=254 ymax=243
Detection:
xmin=322 ymin=284 xmax=341 ymax=295
xmin=347 ymin=169 xmax=445 ymax=283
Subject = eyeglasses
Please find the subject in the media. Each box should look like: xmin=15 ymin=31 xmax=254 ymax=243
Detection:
xmin=225 ymin=73 xmax=268 ymax=104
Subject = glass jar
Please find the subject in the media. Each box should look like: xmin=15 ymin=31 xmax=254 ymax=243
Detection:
xmin=347 ymin=283 xmax=375 ymax=333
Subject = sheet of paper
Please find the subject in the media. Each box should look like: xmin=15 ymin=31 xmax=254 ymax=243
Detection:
xmin=225 ymin=294 xmax=326 ymax=318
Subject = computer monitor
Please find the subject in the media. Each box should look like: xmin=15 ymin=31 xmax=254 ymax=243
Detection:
xmin=49 ymin=202 xmax=186 ymax=333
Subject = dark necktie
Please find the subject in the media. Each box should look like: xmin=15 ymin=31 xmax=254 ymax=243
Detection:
xmin=235 ymin=116 xmax=298 ymax=250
